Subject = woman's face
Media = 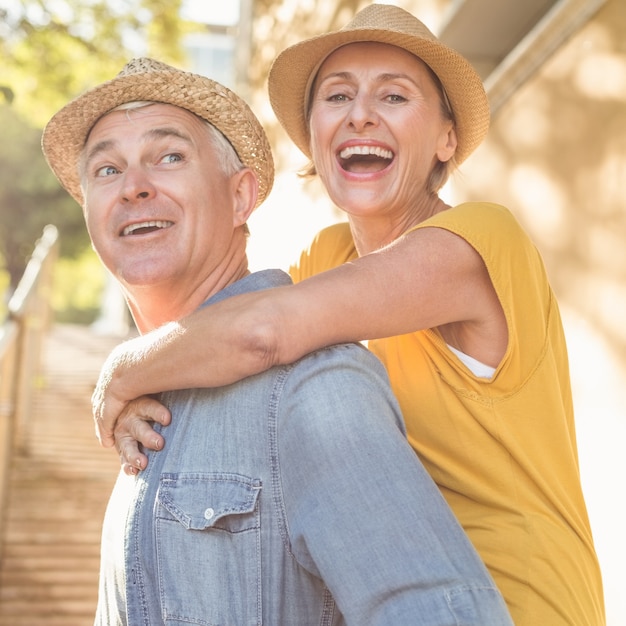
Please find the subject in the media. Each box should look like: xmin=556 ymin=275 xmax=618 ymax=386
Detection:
xmin=309 ymin=42 xmax=456 ymax=223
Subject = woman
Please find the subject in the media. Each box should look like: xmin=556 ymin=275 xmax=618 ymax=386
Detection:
xmin=93 ymin=5 xmax=605 ymax=625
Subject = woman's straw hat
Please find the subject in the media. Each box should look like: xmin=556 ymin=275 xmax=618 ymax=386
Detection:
xmin=268 ymin=4 xmax=490 ymax=165
xmin=42 ymin=58 xmax=274 ymax=207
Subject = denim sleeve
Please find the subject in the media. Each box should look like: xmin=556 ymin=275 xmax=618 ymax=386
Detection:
xmin=275 ymin=343 xmax=513 ymax=626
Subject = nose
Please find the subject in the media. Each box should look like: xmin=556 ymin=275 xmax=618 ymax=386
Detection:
xmin=346 ymin=94 xmax=378 ymax=132
xmin=120 ymin=167 xmax=156 ymax=203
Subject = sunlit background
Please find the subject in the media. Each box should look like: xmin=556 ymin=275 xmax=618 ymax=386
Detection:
xmin=1 ymin=1 xmax=624 ymax=624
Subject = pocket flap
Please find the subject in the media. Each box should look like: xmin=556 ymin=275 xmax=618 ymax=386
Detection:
xmin=158 ymin=473 xmax=261 ymax=531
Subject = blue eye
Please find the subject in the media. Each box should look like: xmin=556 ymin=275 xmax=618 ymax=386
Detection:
xmin=162 ymin=153 xmax=183 ymax=163
xmin=95 ymin=165 xmax=119 ymax=177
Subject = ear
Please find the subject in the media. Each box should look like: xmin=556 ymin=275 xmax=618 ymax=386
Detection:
xmin=436 ymin=124 xmax=458 ymax=163
xmin=230 ymin=167 xmax=259 ymax=227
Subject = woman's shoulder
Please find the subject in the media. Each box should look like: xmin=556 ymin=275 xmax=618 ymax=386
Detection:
xmin=290 ymin=221 xmax=356 ymax=282
xmin=311 ymin=221 xmax=353 ymax=243
xmin=424 ymin=202 xmax=521 ymax=235
xmin=417 ymin=202 xmax=535 ymax=260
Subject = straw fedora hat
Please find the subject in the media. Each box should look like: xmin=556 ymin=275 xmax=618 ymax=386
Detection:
xmin=42 ymin=58 xmax=274 ymax=208
xmin=268 ymin=3 xmax=490 ymax=165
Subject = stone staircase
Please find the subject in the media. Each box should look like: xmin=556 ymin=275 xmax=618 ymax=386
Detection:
xmin=0 ymin=324 xmax=125 ymax=626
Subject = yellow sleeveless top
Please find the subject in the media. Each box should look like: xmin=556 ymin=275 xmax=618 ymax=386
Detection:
xmin=290 ymin=202 xmax=605 ymax=626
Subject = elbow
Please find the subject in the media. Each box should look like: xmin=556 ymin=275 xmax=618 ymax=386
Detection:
xmin=237 ymin=312 xmax=284 ymax=374
xmin=224 ymin=287 xmax=303 ymax=378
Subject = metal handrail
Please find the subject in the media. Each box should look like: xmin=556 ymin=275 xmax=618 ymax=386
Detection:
xmin=0 ymin=225 xmax=59 ymax=555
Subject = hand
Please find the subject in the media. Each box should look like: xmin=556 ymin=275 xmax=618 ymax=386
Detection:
xmin=91 ymin=336 xmax=151 ymax=447
xmin=113 ymin=395 xmax=171 ymax=475
xmin=92 ymin=323 xmax=184 ymax=447
xmin=92 ymin=372 xmax=127 ymax=449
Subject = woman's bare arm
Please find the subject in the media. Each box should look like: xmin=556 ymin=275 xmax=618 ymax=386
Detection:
xmin=98 ymin=226 xmax=506 ymax=464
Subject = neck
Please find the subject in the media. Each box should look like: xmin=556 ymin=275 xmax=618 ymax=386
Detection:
xmin=349 ymin=194 xmax=450 ymax=256
xmin=126 ymin=251 xmax=250 ymax=334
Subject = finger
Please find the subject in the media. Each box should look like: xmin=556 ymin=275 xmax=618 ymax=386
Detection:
xmin=122 ymin=461 xmax=139 ymax=476
xmin=120 ymin=396 xmax=172 ymax=428
xmin=115 ymin=415 xmax=166 ymax=472
xmin=119 ymin=416 xmax=165 ymax=451
xmin=143 ymin=398 xmax=171 ymax=427
xmin=117 ymin=435 xmax=149 ymax=472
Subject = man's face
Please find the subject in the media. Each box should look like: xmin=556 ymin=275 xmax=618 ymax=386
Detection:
xmin=81 ymin=103 xmax=242 ymax=298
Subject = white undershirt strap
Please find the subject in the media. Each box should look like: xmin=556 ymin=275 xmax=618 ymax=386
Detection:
xmin=447 ymin=344 xmax=496 ymax=379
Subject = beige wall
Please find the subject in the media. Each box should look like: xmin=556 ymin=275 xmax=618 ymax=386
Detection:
xmin=451 ymin=2 xmax=626 ymax=622
xmin=456 ymin=0 xmax=626 ymax=360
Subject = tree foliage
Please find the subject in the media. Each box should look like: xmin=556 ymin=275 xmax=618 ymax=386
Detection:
xmin=0 ymin=103 xmax=87 ymax=289
xmin=0 ymin=0 xmax=186 ymax=127
xmin=0 ymin=0 xmax=187 ymax=289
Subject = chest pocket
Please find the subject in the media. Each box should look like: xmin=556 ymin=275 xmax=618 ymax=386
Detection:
xmin=155 ymin=473 xmax=262 ymax=626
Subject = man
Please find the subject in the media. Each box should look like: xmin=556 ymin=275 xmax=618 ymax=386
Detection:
xmin=42 ymin=58 xmax=512 ymax=625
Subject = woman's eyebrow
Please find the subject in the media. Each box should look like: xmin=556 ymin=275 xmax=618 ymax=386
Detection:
xmin=317 ymin=70 xmax=419 ymax=87
xmin=378 ymin=72 xmax=419 ymax=85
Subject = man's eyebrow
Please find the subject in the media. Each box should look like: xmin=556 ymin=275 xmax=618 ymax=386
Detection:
xmin=84 ymin=139 xmax=115 ymax=167
xmin=83 ymin=126 xmax=194 ymax=168
xmin=146 ymin=126 xmax=193 ymax=144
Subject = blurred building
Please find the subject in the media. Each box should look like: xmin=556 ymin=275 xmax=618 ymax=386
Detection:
xmin=180 ymin=0 xmax=252 ymax=101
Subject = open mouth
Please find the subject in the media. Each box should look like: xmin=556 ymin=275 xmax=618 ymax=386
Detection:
xmin=338 ymin=145 xmax=394 ymax=173
xmin=121 ymin=220 xmax=173 ymax=236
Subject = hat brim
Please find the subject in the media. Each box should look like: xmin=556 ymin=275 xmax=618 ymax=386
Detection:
xmin=43 ymin=64 xmax=274 ymax=207
xmin=268 ymin=28 xmax=490 ymax=165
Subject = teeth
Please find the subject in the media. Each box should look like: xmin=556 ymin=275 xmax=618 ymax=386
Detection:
xmin=122 ymin=220 xmax=172 ymax=236
xmin=339 ymin=145 xmax=393 ymax=160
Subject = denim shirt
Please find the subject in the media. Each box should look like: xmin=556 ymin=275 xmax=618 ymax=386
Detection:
xmin=95 ymin=270 xmax=512 ymax=626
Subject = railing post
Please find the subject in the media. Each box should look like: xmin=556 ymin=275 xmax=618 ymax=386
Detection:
xmin=0 ymin=225 xmax=59 ymax=556
xmin=0 ymin=321 xmax=20 ymax=551
xmin=8 ymin=225 xmax=59 ymax=453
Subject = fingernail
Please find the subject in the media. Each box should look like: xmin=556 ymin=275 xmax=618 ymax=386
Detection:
xmin=153 ymin=438 xmax=161 ymax=450
xmin=136 ymin=458 xmax=143 ymax=468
